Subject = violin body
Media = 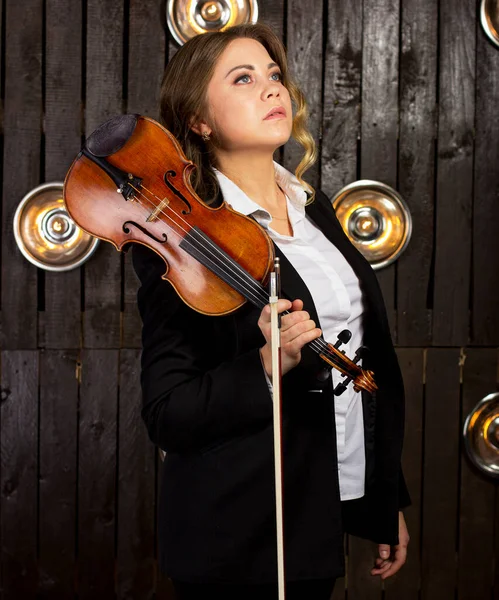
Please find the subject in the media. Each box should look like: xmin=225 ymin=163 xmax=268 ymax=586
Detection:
xmin=63 ymin=114 xmax=376 ymax=395
xmin=64 ymin=115 xmax=274 ymax=315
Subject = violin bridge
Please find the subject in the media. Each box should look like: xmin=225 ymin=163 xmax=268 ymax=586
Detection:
xmin=146 ymin=198 xmax=170 ymax=222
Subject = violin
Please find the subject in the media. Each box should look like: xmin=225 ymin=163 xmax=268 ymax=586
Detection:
xmin=63 ymin=114 xmax=377 ymax=396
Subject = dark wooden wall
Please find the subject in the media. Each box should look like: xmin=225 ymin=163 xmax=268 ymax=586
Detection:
xmin=1 ymin=0 xmax=498 ymax=598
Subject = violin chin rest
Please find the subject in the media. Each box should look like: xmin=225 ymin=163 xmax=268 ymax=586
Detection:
xmin=85 ymin=113 xmax=139 ymax=158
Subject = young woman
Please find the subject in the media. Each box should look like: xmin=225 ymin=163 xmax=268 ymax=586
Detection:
xmin=132 ymin=23 xmax=410 ymax=600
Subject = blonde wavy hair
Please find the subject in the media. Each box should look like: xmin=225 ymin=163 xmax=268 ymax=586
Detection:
xmin=159 ymin=23 xmax=317 ymax=206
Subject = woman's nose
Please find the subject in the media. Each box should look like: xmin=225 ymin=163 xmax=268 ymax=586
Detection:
xmin=264 ymin=82 xmax=280 ymax=98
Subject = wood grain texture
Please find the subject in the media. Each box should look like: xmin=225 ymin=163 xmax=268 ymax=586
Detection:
xmin=471 ymin=27 xmax=499 ymax=345
xmin=347 ymin=536 xmax=381 ymax=600
xmin=39 ymin=349 xmax=78 ymax=598
xmin=421 ymin=348 xmax=460 ymax=600
xmin=259 ymin=0 xmax=284 ymax=39
xmin=0 ymin=0 xmax=42 ymax=349
xmin=458 ymin=348 xmax=496 ymax=599
xmin=0 ymin=351 xmax=38 ymax=598
xmin=385 ymin=348 xmax=424 ymax=599
xmin=116 ymin=349 xmax=155 ymax=599
xmin=432 ymin=0 xmax=475 ymax=346
xmin=40 ymin=0 xmax=83 ymax=350
xmin=283 ymin=0 xmax=324 ymax=188
xmin=361 ymin=0 xmax=400 ymax=340
xmin=322 ymin=0 xmax=362 ymax=196
xmin=83 ymin=0 xmax=124 ymax=348
xmin=396 ymin=0 xmax=436 ymax=346
xmin=78 ymin=349 xmax=118 ymax=598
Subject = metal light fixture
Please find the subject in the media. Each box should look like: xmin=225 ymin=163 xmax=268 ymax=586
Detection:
xmin=331 ymin=180 xmax=412 ymax=270
xmin=481 ymin=0 xmax=499 ymax=48
xmin=13 ymin=182 xmax=99 ymax=271
xmin=166 ymin=0 xmax=258 ymax=45
xmin=463 ymin=392 xmax=499 ymax=478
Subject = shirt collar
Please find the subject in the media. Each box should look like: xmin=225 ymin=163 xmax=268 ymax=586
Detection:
xmin=212 ymin=160 xmax=308 ymax=226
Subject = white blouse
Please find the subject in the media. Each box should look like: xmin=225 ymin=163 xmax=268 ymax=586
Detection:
xmin=213 ymin=161 xmax=366 ymax=501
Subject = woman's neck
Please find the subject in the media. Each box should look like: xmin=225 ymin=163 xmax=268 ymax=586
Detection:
xmin=214 ymin=153 xmax=285 ymax=213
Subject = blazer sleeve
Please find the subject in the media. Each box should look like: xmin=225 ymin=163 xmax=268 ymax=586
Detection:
xmin=398 ymin=464 xmax=411 ymax=509
xmin=131 ymin=243 xmax=273 ymax=454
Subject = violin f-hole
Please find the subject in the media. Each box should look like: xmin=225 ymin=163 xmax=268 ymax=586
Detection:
xmin=164 ymin=170 xmax=192 ymax=214
xmin=123 ymin=221 xmax=168 ymax=244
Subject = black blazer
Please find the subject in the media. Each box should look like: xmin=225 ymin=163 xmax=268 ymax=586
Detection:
xmin=131 ymin=187 xmax=411 ymax=584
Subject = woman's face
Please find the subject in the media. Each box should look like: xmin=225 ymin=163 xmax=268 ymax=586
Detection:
xmin=204 ymin=38 xmax=293 ymax=153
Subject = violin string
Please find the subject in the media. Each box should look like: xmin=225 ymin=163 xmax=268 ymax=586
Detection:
xmin=126 ymin=182 xmax=351 ymax=370
xmin=130 ymin=183 xmax=284 ymax=312
xmin=128 ymin=183 xmax=351 ymax=371
xmin=130 ymin=184 xmax=352 ymax=372
xmin=127 ymin=185 xmax=282 ymax=312
xmin=129 ymin=189 xmax=271 ymax=309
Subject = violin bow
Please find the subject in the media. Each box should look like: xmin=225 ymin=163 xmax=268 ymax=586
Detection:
xmin=269 ymin=257 xmax=286 ymax=600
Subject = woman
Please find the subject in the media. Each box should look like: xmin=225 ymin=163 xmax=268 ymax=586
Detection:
xmin=132 ymin=22 xmax=410 ymax=600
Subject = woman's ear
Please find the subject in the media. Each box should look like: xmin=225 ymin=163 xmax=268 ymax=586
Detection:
xmin=189 ymin=115 xmax=210 ymax=137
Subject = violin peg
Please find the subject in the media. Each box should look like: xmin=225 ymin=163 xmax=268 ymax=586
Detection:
xmin=333 ymin=382 xmax=348 ymax=396
xmin=353 ymin=345 xmax=369 ymax=363
xmin=334 ymin=329 xmax=352 ymax=349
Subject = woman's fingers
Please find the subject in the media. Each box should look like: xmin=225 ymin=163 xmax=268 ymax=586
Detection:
xmin=282 ymin=326 xmax=322 ymax=355
xmin=257 ymin=299 xmax=322 ymax=376
xmin=258 ymin=299 xmax=292 ymax=325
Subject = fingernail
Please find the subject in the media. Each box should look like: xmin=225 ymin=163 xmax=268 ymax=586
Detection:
xmin=381 ymin=551 xmax=389 ymax=558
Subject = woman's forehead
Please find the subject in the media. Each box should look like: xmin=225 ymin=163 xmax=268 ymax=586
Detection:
xmin=215 ymin=38 xmax=273 ymax=73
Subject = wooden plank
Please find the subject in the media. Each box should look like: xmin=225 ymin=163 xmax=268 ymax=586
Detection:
xmin=0 ymin=351 xmax=38 ymax=598
xmin=83 ymin=0 xmax=124 ymax=348
xmin=283 ymin=0 xmax=324 ymax=188
xmin=116 ymin=349 xmax=155 ymax=598
xmin=347 ymin=536 xmax=381 ymax=600
xmin=322 ymin=0 xmax=362 ymax=195
xmin=260 ymin=1 xmax=284 ymax=39
xmin=471 ymin=24 xmax=499 ymax=345
xmin=78 ymin=349 xmax=118 ymax=598
xmin=40 ymin=0 xmax=83 ymax=350
xmin=432 ymin=0 xmax=475 ymax=346
xmin=127 ymin=1 xmax=165 ymax=118
xmin=385 ymin=348 xmax=424 ymax=598
xmin=360 ymin=0 xmax=400 ymax=340
xmin=122 ymin=0 xmax=165 ymax=349
xmin=458 ymin=348 xmax=496 ymax=599
xmin=421 ymin=348 xmax=460 ymax=600
xmin=38 ymin=349 xmax=78 ymax=597
xmin=396 ymin=0 xmax=436 ymax=346
xmin=0 ymin=0 xmax=42 ymax=349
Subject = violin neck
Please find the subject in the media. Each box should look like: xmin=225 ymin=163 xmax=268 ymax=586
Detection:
xmin=179 ymin=226 xmax=333 ymax=361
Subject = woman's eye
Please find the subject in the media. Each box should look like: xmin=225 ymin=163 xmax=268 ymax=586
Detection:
xmin=235 ymin=73 xmax=251 ymax=84
xmin=234 ymin=71 xmax=282 ymax=84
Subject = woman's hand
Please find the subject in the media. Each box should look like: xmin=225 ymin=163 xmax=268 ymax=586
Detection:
xmin=371 ymin=511 xmax=410 ymax=579
xmin=258 ymin=298 xmax=322 ymax=378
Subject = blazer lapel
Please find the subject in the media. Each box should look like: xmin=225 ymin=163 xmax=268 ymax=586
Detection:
xmin=304 ymin=189 xmax=391 ymax=338
xmin=272 ymin=243 xmax=321 ymax=328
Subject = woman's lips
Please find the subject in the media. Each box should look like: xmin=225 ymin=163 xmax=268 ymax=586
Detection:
xmin=263 ymin=107 xmax=287 ymax=120
xmin=264 ymin=112 xmax=286 ymax=120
